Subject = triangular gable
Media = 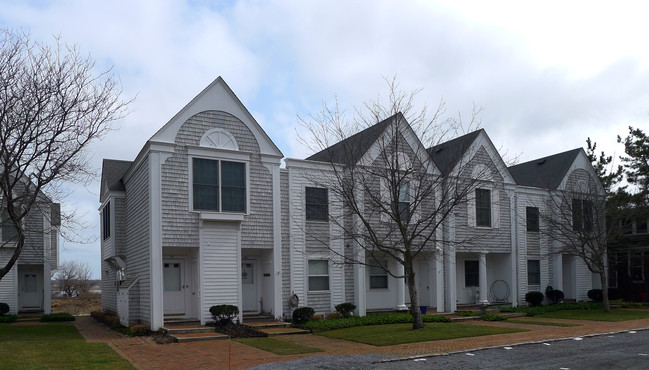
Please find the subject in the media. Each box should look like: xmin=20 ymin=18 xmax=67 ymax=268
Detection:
xmin=556 ymin=149 xmax=605 ymax=195
xmin=358 ymin=114 xmax=440 ymax=175
xmin=149 ymin=77 xmax=283 ymax=157
xmin=446 ymin=130 xmax=516 ymax=184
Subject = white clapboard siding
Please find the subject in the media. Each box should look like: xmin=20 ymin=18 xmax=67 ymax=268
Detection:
xmin=200 ymin=221 xmax=241 ymax=323
xmin=0 ymin=251 xmax=16 ymax=313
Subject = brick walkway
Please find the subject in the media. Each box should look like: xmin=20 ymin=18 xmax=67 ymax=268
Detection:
xmin=72 ymin=316 xmax=649 ymax=369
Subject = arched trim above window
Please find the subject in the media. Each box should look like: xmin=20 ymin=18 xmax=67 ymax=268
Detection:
xmin=200 ymin=128 xmax=239 ymax=150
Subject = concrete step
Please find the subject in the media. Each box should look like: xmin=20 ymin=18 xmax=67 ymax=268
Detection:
xmin=258 ymin=327 xmax=310 ymax=336
xmin=162 ymin=325 xmax=216 ymax=335
xmin=163 ymin=318 xmax=201 ymax=327
xmin=242 ymin=314 xmax=275 ymax=323
xmin=170 ymin=332 xmax=229 ymax=343
xmin=245 ymin=321 xmax=291 ymax=329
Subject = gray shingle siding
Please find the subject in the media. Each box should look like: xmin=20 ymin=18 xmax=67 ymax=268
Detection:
xmin=17 ymin=210 xmax=45 ymax=264
xmin=124 ymin=156 xmax=150 ymax=324
xmin=280 ymin=170 xmax=291 ymax=315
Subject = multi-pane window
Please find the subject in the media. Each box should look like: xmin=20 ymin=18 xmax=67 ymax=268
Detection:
xmin=621 ymin=218 xmax=633 ymax=235
xmin=527 ymin=260 xmax=541 ymax=285
xmin=572 ymin=199 xmax=593 ymax=232
xmin=102 ymin=202 xmax=111 ymax=240
xmin=475 ymin=189 xmax=491 ymax=227
xmin=630 ymin=252 xmax=644 ymax=282
xmin=369 ymin=261 xmax=388 ymax=289
xmin=465 ymin=260 xmax=479 ymax=287
xmin=305 ymin=187 xmax=328 ymax=221
xmin=308 ymin=260 xmax=329 ymax=291
xmin=192 ymin=158 xmax=246 ymax=212
xmin=397 ymin=182 xmax=410 ymax=222
xmin=636 ymin=219 xmax=648 ymax=234
xmin=1 ymin=209 xmax=18 ymax=243
xmin=526 ymin=207 xmax=539 ymax=232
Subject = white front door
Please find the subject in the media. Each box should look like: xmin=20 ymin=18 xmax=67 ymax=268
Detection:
xmin=163 ymin=260 xmax=185 ymax=315
xmin=19 ymin=268 xmax=43 ymax=310
xmin=242 ymin=261 xmax=258 ymax=313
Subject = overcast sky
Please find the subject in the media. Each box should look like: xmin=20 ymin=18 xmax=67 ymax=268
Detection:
xmin=1 ymin=0 xmax=648 ymax=278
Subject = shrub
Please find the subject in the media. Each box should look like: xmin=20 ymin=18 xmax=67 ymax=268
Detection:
xmin=209 ymin=305 xmax=239 ymax=325
xmin=481 ymin=313 xmax=507 ymax=321
xmin=0 ymin=314 xmax=17 ymax=323
xmin=40 ymin=312 xmax=75 ymax=322
xmin=546 ymin=289 xmax=564 ymax=304
xmin=499 ymin=302 xmax=603 ymax=316
xmin=129 ymin=324 xmax=151 ymax=336
xmin=292 ymin=306 xmax=315 ymax=324
xmin=0 ymin=302 xmax=9 ymax=316
xmin=335 ymin=303 xmax=356 ymax=318
xmin=455 ymin=311 xmax=480 ymax=317
xmin=303 ymin=312 xmax=451 ymax=331
xmin=588 ymin=289 xmax=603 ymax=302
xmin=525 ymin=291 xmax=544 ymax=306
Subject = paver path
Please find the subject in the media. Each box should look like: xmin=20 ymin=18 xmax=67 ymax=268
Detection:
xmin=72 ymin=316 xmax=649 ymax=369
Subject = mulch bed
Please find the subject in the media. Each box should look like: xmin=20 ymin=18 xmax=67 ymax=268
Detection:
xmin=214 ymin=322 xmax=268 ymax=338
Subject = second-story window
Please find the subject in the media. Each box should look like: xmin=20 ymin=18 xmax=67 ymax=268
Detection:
xmin=397 ymin=182 xmax=410 ymax=222
xmin=305 ymin=187 xmax=328 ymax=221
xmin=193 ymin=158 xmax=246 ymax=213
xmin=102 ymin=202 xmax=111 ymax=240
xmin=526 ymin=207 xmax=539 ymax=232
xmin=572 ymin=199 xmax=592 ymax=232
xmin=475 ymin=189 xmax=491 ymax=227
xmin=1 ymin=209 xmax=18 ymax=243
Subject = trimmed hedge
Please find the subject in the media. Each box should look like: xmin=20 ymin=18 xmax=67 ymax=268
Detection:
xmin=0 ymin=314 xmax=17 ymax=323
xmin=455 ymin=311 xmax=480 ymax=317
xmin=481 ymin=313 xmax=507 ymax=321
xmin=292 ymin=306 xmax=315 ymax=324
xmin=500 ymin=302 xmax=603 ymax=316
xmin=40 ymin=312 xmax=75 ymax=322
xmin=546 ymin=289 xmax=564 ymax=304
xmin=0 ymin=302 xmax=9 ymax=315
xmin=335 ymin=303 xmax=356 ymax=318
xmin=303 ymin=313 xmax=451 ymax=332
xmin=588 ymin=289 xmax=603 ymax=302
xmin=525 ymin=291 xmax=544 ymax=306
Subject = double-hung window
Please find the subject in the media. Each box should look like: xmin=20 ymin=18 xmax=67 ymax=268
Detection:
xmin=369 ymin=261 xmax=388 ymax=289
xmin=102 ymin=202 xmax=111 ymax=240
xmin=630 ymin=252 xmax=644 ymax=282
xmin=305 ymin=187 xmax=328 ymax=221
xmin=308 ymin=260 xmax=329 ymax=291
xmin=1 ymin=209 xmax=18 ymax=243
xmin=192 ymin=158 xmax=246 ymax=213
xmin=572 ymin=199 xmax=593 ymax=232
xmin=527 ymin=260 xmax=541 ymax=285
xmin=526 ymin=207 xmax=539 ymax=232
xmin=475 ymin=189 xmax=491 ymax=227
xmin=397 ymin=182 xmax=411 ymax=222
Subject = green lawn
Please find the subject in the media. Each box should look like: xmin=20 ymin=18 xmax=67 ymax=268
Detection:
xmin=0 ymin=323 xmax=134 ymax=369
xmin=317 ymin=322 xmax=526 ymax=346
xmin=235 ymin=337 xmax=322 ymax=355
xmin=506 ymin=319 xmax=581 ymax=327
xmin=537 ymin=309 xmax=649 ymax=322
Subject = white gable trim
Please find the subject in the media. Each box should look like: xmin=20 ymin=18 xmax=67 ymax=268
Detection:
xmin=450 ymin=130 xmax=516 ymax=184
xmin=149 ymin=77 xmax=283 ymax=157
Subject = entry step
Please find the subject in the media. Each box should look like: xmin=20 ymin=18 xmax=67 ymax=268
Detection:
xmin=170 ymin=332 xmax=228 ymax=342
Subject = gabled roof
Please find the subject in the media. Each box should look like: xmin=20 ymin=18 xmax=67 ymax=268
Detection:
xmin=101 ymin=159 xmax=133 ymax=195
xmin=426 ymin=129 xmax=483 ymax=175
xmin=306 ymin=113 xmax=397 ymax=165
xmin=508 ymin=148 xmax=582 ymax=190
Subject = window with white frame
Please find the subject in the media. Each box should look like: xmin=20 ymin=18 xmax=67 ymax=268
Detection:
xmin=630 ymin=252 xmax=644 ymax=282
xmin=192 ymin=158 xmax=246 ymax=212
xmin=1 ymin=209 xmax=18 ymax=243
xmin=527 ymin=260 xmax=541 ymax=285
xmin=572 ymin=199 xmax=593 ymax=232
xmin=526 ymin=206 xmax=539 ymax=232
xmin=308 ymin=260 xmax=329 ymax=291
xmin=305 ymin=187 xmax=328 ymax=221
xmin=369 ymin=261 xmax=388 ymax=289
xmin=636 ymin=219 xmax=648 ymax=234
xmin=475 ymin=189 xmax=491 ymax=227
xmin=397 ymin=182 xmax=410 ymax=222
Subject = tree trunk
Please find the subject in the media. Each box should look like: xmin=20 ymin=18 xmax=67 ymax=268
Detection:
xmin=599 ymin=271 xmax=610 ymax=312
xmin=406 ymin=269 xmax=424 ymax=329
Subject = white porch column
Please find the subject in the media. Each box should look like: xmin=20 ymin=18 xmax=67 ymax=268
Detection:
xmin=479 ymin=252 xmax=489 ymax=304
xmin=435 ymin=252 xmax=444 ymax=312
xmin=395 ymin=261 xmax=407 ymax=310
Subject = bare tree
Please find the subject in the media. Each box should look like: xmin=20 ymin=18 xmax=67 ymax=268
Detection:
xmin=54 ymin=260 xmax=93 ymax=297
xmin=299 ymin=78 xmax=483 ymax=329
xmin=541 ymin=170 xmax=611 ymax=311
xmin=0 ymin=29 xmax=129 ymax=281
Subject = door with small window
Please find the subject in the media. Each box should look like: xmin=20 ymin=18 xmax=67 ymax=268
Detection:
xmin=242 ymin=261 xmax=258 ymax=313
xmin=163 ymin=260 xmax=185 ymax=315
xmin=18 ymin=267 xmax=43 ymax=311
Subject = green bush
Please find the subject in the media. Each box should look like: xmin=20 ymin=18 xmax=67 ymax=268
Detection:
xmin=525 ymin=291 xmax=544 ymax=306
xmin=499 ymin=302 xmax=603 ymax=316
xmin=546 ymin=289 xmax=564 ymax=304
xmin=334 ymin=303 xmax=356 ymax=318
xmin=0 ymin=302 xmax=9 ymax=315
xmin=209 ymin=305 xmax=240 ymax=325
xmin=292 ymin=306 xmax=315 ymax=324
xmin=481 ymin=313 xmax=507 ymax=321
xmin=40 ymin=312 xmax=75 ymax=322
xmin=588 ymin=289 xmax=603 ymax=302
xmin=0 ymin=314 xmax=17 ymax=323
xmin=303 ymin=312 xmax=451 ymax=331
xmin=456 ymin=311 xmax=479 ymax=317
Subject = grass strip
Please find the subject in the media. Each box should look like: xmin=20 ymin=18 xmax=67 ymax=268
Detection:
xmin=235 ymin=337 xmax=322 ymax=355
xmin=537 ymin=309 xmax=649 ymax=322
xmin=317 ymin=322 xmax=526 ymax=346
